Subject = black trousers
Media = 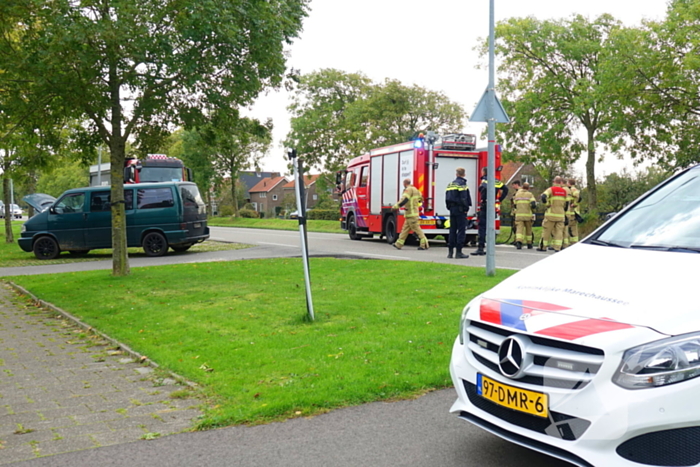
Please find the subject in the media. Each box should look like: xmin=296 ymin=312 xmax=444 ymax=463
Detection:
xmin=477 ymin=209 xmax=486 ymax=248
xmin=448 ymin=207 xmax=467 ymax=249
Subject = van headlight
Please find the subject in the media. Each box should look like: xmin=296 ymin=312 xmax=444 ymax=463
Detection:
xmin=613 ymin=333 xmax=700 ymax=389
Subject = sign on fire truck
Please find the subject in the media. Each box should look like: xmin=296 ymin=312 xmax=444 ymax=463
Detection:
xmin=336 ymin=133 xmax=502 ymax=246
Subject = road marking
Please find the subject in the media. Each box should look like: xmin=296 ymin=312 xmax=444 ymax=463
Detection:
xmin=344 ymin=251 xmax=407 ymax=260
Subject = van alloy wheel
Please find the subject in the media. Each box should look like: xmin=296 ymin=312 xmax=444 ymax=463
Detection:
xmin=33 ymin=236 xmax=60 ymax=260
xmin=142 ymin=232 xmax=168 ymax=257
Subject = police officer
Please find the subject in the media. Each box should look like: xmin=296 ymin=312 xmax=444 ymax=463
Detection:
xmin=564 ymin=178 xmax=582 ymax=248
xmin=538 ymin=176 xmax=569 ymax=252
xmin=392 ymin=178 xmax=429 ymax=250
xmin=445 ymin=167 xmax=472 ymax=259
xmin=513 ymin=182 xmax=537 ymax=249
xmin=473 ymin=167 xmax=508 ymax=256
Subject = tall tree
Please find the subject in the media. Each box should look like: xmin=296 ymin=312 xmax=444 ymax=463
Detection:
xmin=604 ymin=0 xmax=700 ymax=170
xmin=0 ymin=0 xmax=308 ymax=275
xmin=490 ymin=14 xmax=625 ymax=211
xmin=285 ymin=69 xmax=372 ymax=173
xmin=285 ymin=69 xmax=467 ymax=174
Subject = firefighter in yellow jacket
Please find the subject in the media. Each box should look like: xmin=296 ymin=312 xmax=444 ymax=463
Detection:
xmin=392 ymin=178 xmax=429 ymax=250
xmin=513 ymin=182 xmax=537 ymax=250
xmin=563 ymin=178 xmax=581 ymax=248
xmin=538 ymin=176 xmax=570 ymax=252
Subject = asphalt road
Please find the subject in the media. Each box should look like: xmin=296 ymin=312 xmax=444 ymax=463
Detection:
xmin=208 ymin=226 xmax=548 ymax=270
xmin=8 ymin=227 xmax=570 ymax=467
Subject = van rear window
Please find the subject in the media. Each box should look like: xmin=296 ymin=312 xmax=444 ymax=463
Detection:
xmin=137 ymin=188 xmax=174 ymax=209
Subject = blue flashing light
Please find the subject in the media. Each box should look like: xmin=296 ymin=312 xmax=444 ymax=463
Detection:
xmin=413 ymin=139 xmax=423 ymax=149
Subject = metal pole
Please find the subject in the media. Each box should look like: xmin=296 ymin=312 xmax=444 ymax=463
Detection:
xmin=290 ymin=150 xmax=315 ymax=321
xmin=485 ymin=0 xmax=497 ymax=276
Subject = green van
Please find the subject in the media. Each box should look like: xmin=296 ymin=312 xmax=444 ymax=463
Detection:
xmin=20 ymin=182 xmax=209 ymax=260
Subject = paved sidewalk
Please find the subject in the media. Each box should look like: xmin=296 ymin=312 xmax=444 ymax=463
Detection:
xmin=0 ymin=285 xmax=202 ymax=465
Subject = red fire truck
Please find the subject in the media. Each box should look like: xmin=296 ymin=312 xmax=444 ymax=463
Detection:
xmin=336 ymin=133 xmax=502 ymax=246
xmin=90 ymin=154 xmax=193 ymax=186
xmin=124 ymin=154 xmax=193 ymax=184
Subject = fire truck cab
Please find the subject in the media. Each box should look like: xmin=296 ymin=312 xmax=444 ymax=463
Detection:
xmin=336 ymin=133 xmax=501 ymax=246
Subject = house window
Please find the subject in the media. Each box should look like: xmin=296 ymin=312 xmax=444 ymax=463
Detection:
xmin=521 ymin=175 xmax=534 ymax=185
xmin=313 ymin=194 xmax=318 ymax=200
xmin=260 ymin=192 xmax=266 ymax=198
xmin=272 ymin=194 xmax=278 ymax=201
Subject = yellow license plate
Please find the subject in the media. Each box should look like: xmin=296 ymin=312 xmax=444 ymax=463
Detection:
xmin=477 ymin=374 xmax=548 ymax=418
xmin=419 ymin=219 xmax=435 ymax=225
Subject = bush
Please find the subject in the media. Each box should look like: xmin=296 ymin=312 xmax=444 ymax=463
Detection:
xmin=308 ymin=209 xmax=339 ymax=221
xmin=218 ymin=205 xmax=234 ymax=217
xmin=238 ymin=208 xmax=259 ymax=219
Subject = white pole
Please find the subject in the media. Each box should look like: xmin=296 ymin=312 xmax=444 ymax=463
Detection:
xmin=290 ymin=150 xmax=315 ymax=321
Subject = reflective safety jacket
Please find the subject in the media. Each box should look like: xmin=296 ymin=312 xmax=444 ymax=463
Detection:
xmin=478 ymin=177 xmax=509 ymax=210
xmin=513 ymin=188 xmax=536 ymax=220
xmin=567 ymin=185 xmax=581 ymax=214
xmin=393 ymin=185 xmax=423 ymax=218
xmin=445 ymin=177 xmax=472 ymax=212
xmin=542 ymin=184 xmax=569 ymax=220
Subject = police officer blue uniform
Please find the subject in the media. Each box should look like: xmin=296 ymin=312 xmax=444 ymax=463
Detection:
xmin=445 ymin=167 xmax=472 ymax=259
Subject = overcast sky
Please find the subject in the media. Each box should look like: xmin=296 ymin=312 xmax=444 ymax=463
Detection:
xmin=243 ymin=0 xmax=670 ymax=176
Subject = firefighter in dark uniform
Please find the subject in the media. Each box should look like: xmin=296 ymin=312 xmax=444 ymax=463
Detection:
xmin=445 ymin=167 xmax=472 ymax=259
xmin=473 ymin=167 xmax=508 ymax=256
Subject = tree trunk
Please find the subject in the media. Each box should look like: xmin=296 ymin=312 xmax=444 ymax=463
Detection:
xmin=585 ymin=128 xmax=597 ymax=211
xmin=108 ymin=53 xmax=130 ymax=276
xmin=3 ymin=172 xmax=13 ymax=243
xmin=231 ymin=167 xmax=239 ymax=216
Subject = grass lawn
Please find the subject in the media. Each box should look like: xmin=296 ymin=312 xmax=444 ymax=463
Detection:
xmin=208 ymin=216 xmax=342 ymax=233
xmin=0 ymin=222 xmax=249 ymax=268
xmin=7 ymin=258 xmax=515 ymax=429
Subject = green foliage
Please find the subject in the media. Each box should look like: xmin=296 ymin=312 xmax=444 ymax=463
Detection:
xmin=594 ymin=166 xmax=672 ymax=213
xmin=492 ymin=14 xmax=626 ymax=211
xmin=238 ymin=208 xmax=260 ymax=219
xmin=307 ymin=209 xmax=339 ymax=221
xmin=602 ymin=1 xmax=700 ymax=170
xmin=0 ymin=0 xmax=309 ymax=274
xmin=285 ymin=69 xmax=466 ymax=173
xmin=8 ymin=259 xmax=514 ymax=427
xmin=36 ymin=161 xmax=90 ymax=197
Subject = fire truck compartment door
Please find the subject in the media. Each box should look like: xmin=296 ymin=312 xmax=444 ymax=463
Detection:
xmin=434 ymin=156 xmax=478 ymax=217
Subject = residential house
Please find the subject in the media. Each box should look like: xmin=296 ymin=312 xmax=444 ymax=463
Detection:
xmin=282 ymin=174 xmax=322 ymax=212
xmin=248 ymin=176 xmax=288 ymax=217
xmin=238 ymin=171 xmax=282 ymax=202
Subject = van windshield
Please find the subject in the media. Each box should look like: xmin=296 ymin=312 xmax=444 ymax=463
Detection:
xmin=594 ymin=168 xmax=700 ymax=251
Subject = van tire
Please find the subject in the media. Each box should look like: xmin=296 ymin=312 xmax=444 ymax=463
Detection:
xmin=34 ymin=236 xmax=60 ymax=260
xmin=143 ymin=232 xmax=168 ymax=257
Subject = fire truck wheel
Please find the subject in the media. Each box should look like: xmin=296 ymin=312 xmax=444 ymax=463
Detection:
xmin=33 ymin=236 xmax=60 ymax=260
xmin=142 ymin=232 xmax=168 ymax=257
xmin=384 ymin=216 xmax=398 ymax=245
xmin=348 ymin=214 xmax=361 ymax=241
